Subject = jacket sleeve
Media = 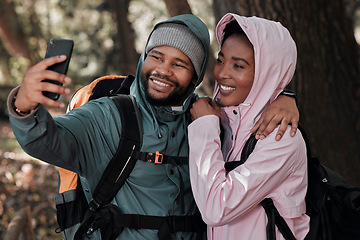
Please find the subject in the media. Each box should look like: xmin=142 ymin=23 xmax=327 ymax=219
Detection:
xmin=7 ymin=87 xmax=122 ymax=176
xmin=188 ymin=115 xmax=306 ymax=226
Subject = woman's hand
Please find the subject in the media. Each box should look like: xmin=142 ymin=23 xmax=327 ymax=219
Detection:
xmin=190 ymin=97 xmax=221 ymax=121
xmin=250 ymin=95 xmax=299 ymax=141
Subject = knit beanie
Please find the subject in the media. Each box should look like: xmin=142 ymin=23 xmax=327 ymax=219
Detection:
xmin=145 ymin=23 xmax=205 ymax=77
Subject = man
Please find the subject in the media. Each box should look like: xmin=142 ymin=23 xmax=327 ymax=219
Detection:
xmin=7 ymin=14 xmax=298 ymax=240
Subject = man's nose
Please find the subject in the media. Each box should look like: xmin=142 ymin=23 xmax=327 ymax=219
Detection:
xmin=155 ymin=62 xmax=173 ymax=77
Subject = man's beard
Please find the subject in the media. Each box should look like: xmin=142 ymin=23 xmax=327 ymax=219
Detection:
xmin=141 ymin=72 xmax=193 ymax=106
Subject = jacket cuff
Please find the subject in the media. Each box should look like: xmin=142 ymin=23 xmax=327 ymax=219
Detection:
xmin=7 ymin=86 xmax=39 ymax=119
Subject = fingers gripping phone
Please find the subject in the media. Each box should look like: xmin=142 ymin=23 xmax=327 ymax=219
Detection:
xmin=42 ymin=38 xmax=74 ymax=100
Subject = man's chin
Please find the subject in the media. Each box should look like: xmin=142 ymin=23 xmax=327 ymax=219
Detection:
xmin=146 ymin=97 xmax=169 ymax=106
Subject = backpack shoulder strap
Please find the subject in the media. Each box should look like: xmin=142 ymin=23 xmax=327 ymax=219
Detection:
xmin=261 ymin=198 xmax=296 ymax=240
xmin=75 ymin=93 xmax=142 ymax=239
xmin=89 ymin=94 xmax=141 ymax=209
xmin=224 ymin=131 xmax=296 ymax=240
xmin=224 ymin=131 xmax=258 ymax=172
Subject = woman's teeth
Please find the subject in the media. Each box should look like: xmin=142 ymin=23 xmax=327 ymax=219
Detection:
xmin=220 ymin=84 xmax=235 ymax=91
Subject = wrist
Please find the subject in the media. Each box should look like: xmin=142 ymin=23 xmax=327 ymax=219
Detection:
xmin=12 ymin=93 xmax=31 ymax=116
xmin=11 ymin=92 xmax=39 ymax=116
xmin=279 ymin=89 xmax=299 ymax=107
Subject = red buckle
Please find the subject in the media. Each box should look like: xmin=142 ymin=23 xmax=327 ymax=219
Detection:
xmin=147 ymin=151 xmax=163 ymax=164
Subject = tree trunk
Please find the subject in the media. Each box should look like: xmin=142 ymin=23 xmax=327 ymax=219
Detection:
xmin=212 ymin=0 xmax=360 ymax=185
xmin=109 ymin=0 xmax=139 ymax=75
xmin=0 ymin=0 xmax=33 ymax=63
xmin=4 ymin=206 xmax=34 ymax=240
xmin=163 ymin=0 xmax=215 ymax=96
xmin=163 ymin=0 xmax=192 ymax=16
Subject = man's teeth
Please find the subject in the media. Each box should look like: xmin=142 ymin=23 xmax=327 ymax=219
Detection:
xmin=153 ymin=79 xmax=171 ymax=87
xmin=220 ymin=84 xmax=235 ymax=91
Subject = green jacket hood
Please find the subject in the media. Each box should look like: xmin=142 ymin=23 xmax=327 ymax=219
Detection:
xmin=130 ymin=14 xmax=210 ymax=114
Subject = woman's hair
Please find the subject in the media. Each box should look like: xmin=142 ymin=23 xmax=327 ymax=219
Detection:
xmin=221 ymin=20 xmax=246 ymax=47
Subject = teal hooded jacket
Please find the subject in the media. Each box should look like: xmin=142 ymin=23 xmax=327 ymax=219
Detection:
xmin=8 ymin=14 xmax=210 ymax=240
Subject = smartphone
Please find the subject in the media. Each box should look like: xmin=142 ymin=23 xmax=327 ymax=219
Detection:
xmin=42 ymin=38 xmax=74 ymax=100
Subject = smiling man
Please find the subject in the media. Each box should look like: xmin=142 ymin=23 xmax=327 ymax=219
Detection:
xmin=8 ymin=14 xmax=210 ymax=240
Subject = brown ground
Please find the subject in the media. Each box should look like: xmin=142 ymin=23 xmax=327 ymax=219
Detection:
xmin=0 ymin=119 xmax=61 ymax=239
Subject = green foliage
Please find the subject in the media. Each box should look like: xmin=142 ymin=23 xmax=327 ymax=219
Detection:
xmin=0 ymin=0 xmax=120 ymax=89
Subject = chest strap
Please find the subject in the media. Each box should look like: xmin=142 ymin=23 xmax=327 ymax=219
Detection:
xmin=118 ymin=213 xmax=205 ymax=239
xmin=134 ymin=151 xmax=188 ymax=165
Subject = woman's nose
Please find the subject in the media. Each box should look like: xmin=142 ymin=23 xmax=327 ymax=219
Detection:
xmin=217 ymin=65 xmax=231 ymax=79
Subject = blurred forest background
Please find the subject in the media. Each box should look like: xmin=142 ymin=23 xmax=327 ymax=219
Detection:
xmin=0 ymin=0 xmax=360 ymax=239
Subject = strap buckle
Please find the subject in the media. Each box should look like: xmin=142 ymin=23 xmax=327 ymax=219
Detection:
xmin=147 ymin=151 xmax=163 ymax=164
xmin=89 ymin=199 xmax=100 ymax=212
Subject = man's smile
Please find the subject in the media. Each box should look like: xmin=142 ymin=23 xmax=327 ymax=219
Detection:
xmin=149 ymin=76 xmax=176 ymax=93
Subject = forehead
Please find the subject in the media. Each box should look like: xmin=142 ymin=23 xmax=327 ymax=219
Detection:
xmin=148 ymin=46 xmax=192 ymax=65
xmin=222 ymin=34 xmax=253 ymax=53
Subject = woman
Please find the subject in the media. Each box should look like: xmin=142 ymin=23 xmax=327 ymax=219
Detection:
xmin=188 ymin=14 xmax=309 ymax=239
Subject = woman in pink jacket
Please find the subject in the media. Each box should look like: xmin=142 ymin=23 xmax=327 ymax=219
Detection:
xmin=188 ymin=13 xmax=310 ymax=239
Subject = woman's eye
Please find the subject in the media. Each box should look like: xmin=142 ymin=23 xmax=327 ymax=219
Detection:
xmin=216 ymin=58 xmax=223 ymax=64
xmin=234 ymin=63 xmax=244 ymax=69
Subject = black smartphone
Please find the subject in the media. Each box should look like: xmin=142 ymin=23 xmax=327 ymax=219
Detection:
xmin=42 ymin=38 xmax=74 ymax=100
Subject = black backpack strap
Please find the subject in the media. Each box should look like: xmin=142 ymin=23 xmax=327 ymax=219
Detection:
xmin=74 ymin=94 xmax=141 ymax=239
xmin=89 ymin=75 xmax=135 ymax=100
xmin=224 ymin=131 xmax=296 ymax=240
xmin=134 ymin=151 xmax=188 ymax=165
xmin=90 ymin=94 xmax=141 ymax=208
xmin=261 ymin=198 xmax=296 ymax=240
xmin=113 ymin=75 xmax=135 ymax=95
xmin=224 ymin=131 xmax=257 ymax=172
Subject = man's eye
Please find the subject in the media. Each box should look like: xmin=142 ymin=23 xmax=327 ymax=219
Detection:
xmin=216 ymin=58 xmax=223 ymax=64
xmin=174 ymin=63 xmax=186 ymax=68
xmin=150 ymin=55 xmax=161 ymax=60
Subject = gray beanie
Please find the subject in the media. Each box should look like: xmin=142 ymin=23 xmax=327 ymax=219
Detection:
xmin=145 ymin=23 xmax=205 ymax=77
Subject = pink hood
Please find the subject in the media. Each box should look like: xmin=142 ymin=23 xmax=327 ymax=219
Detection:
xmin=214 ymin=13 xmax=297 ymax=134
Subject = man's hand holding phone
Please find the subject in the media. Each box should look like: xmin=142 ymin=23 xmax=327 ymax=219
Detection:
xmin=14 ymin=56 xmax=72 ymax=112
xmin=14 ymin=39 xmax=74 ymax=114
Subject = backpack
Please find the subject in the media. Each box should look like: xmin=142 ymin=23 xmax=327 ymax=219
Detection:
xmin=54 ymin=75 xmax=205 ymax=240
xmin=225 ymin=126 xmax=360 ymax=240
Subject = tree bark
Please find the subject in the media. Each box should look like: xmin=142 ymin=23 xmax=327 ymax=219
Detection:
xmin=212 ymin=0 xmax=360 ymax=185
xmin=4 ymin=206 xmax=34 ymax=240
xmin=109 ymin=0 xmax=139 ymax=75
xmin=163 ymin=0 xmax=192 ymax=16
xmin=0 ymin=0 xmax=33 ymax=63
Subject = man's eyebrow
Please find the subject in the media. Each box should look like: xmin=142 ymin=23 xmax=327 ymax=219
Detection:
xmin=150 ymin=49 xmax=190 ymax=66
xmin=150 ymin=49 xmax=164 ymax=56
xmin=175 ymin=57 xmax=190 ymax=66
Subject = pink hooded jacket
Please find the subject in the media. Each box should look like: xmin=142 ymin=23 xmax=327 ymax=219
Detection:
xmin=188 ymin=14 xmax=310 ymax=239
